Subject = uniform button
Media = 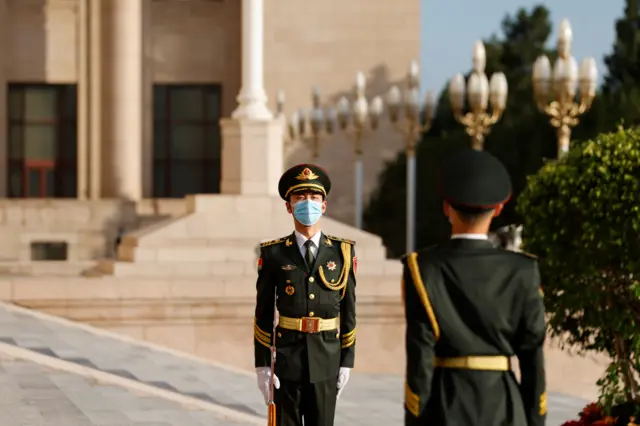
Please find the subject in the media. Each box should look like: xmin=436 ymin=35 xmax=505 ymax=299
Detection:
xmin=309 ymin=311 xmax=315 ymax=317
xmin=309 ymin=294 xmax=315 ymax=300
xmin=277 ymin=332 xmax=282 ymax=338
xmin=309 ymin=277 xmax=315 ymax=283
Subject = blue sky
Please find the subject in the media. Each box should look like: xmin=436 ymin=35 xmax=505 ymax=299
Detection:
xmin=420 ymin=0 xmax=626 ymax=94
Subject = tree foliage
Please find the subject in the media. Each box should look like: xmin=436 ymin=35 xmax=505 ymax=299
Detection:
xmin=517 ymin=128 xmax=640 ymax=411
xmin=601 ymin=0 xmax=640 ymax=129
xmin=603 ymin=0 xmax=640 ymax=91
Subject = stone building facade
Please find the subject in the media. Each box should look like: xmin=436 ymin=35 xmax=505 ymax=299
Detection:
xmin=0 ymin=0 xmax=419 ymax=263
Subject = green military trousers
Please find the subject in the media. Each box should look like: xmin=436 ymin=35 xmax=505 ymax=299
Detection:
xmin=275 ymin=377 xmax=338 ymax=426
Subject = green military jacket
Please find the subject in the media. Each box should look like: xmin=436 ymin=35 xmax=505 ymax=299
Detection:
xmin=253 ymin=231 xmax=357 ymax=383
xmin=402 ymin=238 xmax=547 ymax=426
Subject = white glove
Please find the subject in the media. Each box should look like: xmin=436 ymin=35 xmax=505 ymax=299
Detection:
xmin=256 ymin=367 xmax=280 ymax=405
xmin=336 ymin=367 xmax=351 ymax=399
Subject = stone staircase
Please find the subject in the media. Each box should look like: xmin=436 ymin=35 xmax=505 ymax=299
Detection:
xmin=97 ymin=194 xmax=402 ymax=289
xmin=0 ymin=261 xmax=97 ymax=277
xmin=2 ymin=195 xmax=403 ymax=372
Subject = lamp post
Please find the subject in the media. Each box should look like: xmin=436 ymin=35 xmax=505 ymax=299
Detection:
xmin=386 ymin=60 xmax=434 ymax=254
xmin=275 ymin=89 xmax=285 ymax=117
xmin=532 ymin=19 xmax=597 ymax=158
xmin=449 ymin=41 xmax=508 ymax=150
xmin=275 ymin=89 xmax=293 ymax=149
xmin=336 ymin=72 xmax=384 ymax=229
xmin=293 ymin=87 xmax=337 ymax=160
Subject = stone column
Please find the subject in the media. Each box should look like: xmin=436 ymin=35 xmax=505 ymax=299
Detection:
xmin=89 ymin=0 xmax=103 ymax=199
xmin=77 ymin=0 xmax=90 ymax=199
xmin=0 ymin=0 xmax=7 ymax=198
xmin=105 ymin=0 xmax=145 ymax=200
xmin=220 ymin=0 xmax=283 ymax=196
xmin=231 ymin=0 xmax=272 ymax=120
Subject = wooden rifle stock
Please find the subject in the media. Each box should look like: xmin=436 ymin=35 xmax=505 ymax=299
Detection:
xmin=268 ymin=403 xmax=276 ymax=426
xmin=267 ymin=286 xmax=278 ymax=426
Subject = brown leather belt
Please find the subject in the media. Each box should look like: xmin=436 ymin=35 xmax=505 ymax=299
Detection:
xmin=278 ymin=316 xmax=339 ymax=333
xmin=435 ymin=355 xmax=510 ymax=371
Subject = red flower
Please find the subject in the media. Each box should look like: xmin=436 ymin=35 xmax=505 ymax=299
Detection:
xmin=580 ymin=403 xmax=604 ymax=422
xmin=561 ymin=402 xmax=624 ymax=426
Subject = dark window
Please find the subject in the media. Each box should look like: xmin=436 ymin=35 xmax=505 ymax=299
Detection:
xmin=30 ymin=241 xmax=68 ymax=261
xmin=7 ymin=84 xmax=77 ymax=198
xmin=152 ymin=84 xmax=222 ymax=198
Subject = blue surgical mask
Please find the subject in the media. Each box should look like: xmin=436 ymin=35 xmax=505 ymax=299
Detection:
xmin=293 ymin=200 xmax=323 ymax=226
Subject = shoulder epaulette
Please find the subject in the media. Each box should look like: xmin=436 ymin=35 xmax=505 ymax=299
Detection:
xmin=517 ymin=250 xmax=538 ymax=260
xmin=400 ymin=244 xmax=438 ymax=261
xmin=400 ymin=251 xmax=415 ymax=264
xmin=505 ymin=249 xmax=537 ymax=260
xmin=260 ymin=237 xmax=286 ymax=248
xmin=326 ymin=235 xmax=355 ymax=245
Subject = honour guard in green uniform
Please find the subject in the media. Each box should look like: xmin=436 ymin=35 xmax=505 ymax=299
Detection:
xmin=402 ymin=150 xmax=547 ymax=426
xmin=254 ymin=164 xmax=357 ymax=426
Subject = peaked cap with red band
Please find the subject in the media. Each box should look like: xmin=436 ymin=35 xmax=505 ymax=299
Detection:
xmin=438 ymin=149 xmax=511 ymax=213
xmin=278 ymin=164 xmax=332 ymax=200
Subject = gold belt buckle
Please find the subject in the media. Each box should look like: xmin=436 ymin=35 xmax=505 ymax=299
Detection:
xmin=301 ymin=317 xmax=320 ymax=333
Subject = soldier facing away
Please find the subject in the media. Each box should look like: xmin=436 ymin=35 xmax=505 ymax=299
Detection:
xmin=254 ymin=164 xmax=357 ymax=426
xmin=402 ymin=150 xmax=547 ymax=426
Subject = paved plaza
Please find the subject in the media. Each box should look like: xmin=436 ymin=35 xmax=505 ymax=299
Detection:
xmin=0 ymin=302 xmax=586 ymax=425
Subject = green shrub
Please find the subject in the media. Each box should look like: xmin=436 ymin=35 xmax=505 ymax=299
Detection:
xmin=517 ymin=127 xmax=640 ymax=411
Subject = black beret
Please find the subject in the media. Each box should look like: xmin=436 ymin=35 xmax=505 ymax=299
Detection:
xmin=278 ymin=164 xmax=332 ymax=200
xmin=438 ymin=150 xmax=511 ymax=211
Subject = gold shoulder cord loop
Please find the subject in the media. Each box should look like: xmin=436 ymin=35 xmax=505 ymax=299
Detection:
xmin=318 ymin=242 xmax=351 ymax=297
xmin=407 ymin=252 xmax=440 ymax=341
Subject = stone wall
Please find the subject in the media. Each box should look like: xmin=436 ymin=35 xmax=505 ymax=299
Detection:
xmin=7 ymin=0 xmax=78 ymax=82
xmin=265 ymin=0 xmax=421 ymax=225
xmin=2 ymin=0 xmax=420 ymax=222
xmin=0 ymin=200 xmax=137 ymax=262
xmin=0 ymin=275 xmax=610 ymax=401
xmin=0 ymin=275 xmax=404 ymax=375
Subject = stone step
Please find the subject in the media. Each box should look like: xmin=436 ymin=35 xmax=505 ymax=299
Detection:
xmin=0 ymin=261 xmax=97 ymax=277
xmin=122 ymin=237 xmax=288 ymax=248
xmin=98 ymin=258 xmax=402 ymax=279
xmin=2 ymin=275 xmax=402 ymax=301
xmin=117 ymin=244 xmax=387 ymax=263
xmin=112 ymin=195 xmax=399 ymax=281
xmin=22 ymin=294 xmax=405 ymax=326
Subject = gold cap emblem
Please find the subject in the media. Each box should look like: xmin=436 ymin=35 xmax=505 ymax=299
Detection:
xmin=295 ymin=168 xmax=319 ymax=181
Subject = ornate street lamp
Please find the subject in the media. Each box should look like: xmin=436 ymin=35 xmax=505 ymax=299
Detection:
xmin=532 ymin=19 xmax=597 ymax=158
xmin=291 ymin=87 xmax=337 ymax=159
xmin=386 ymin=60 xmax=434 ymax=254
xmin=449 ymin=41 xmax=508 ymax=150
xmin=336 ymin=72 xmax=384 ymax=229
